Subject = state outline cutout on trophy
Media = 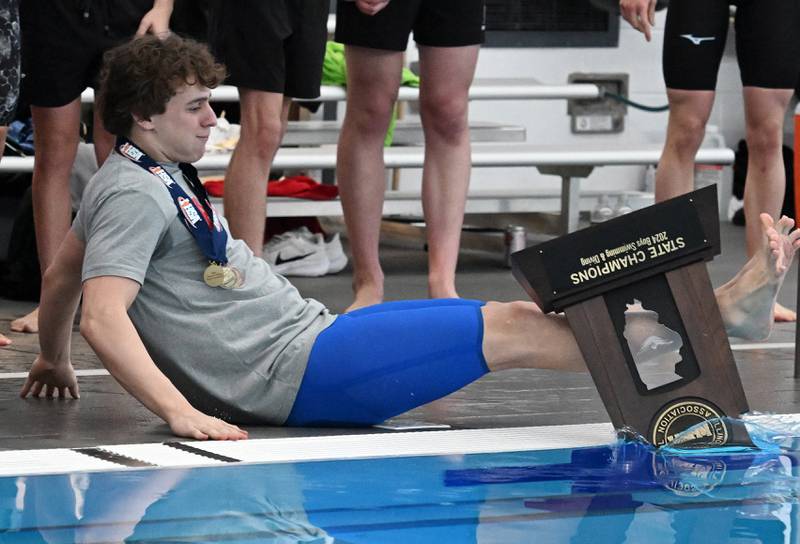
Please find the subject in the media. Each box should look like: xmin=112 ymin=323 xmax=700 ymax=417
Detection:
xmin=622 ymin=298 xmax=685 ymax=391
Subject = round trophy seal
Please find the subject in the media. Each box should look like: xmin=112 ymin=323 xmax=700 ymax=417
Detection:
xmin=650 ymin=398 xmax=728 ymax=447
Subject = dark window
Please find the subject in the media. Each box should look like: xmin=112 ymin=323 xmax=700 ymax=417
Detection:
xmin=484 ymin=0 xmax=619 ymax=48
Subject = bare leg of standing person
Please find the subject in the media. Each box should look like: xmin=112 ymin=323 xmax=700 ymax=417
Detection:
xmin=336 ymin=46 xmax=404 ymax=311
xmin=11 ymin=100 xmax=81 ymax=334
xmin=418 ymin=44 xmax=479 ymax=299
xmin=223 ymin=90 xmax=291 ymax=256
xmin=741 ymin=87 xmax=795 ymax=322
xmin=653 ymin=89 xmax=715 ymax=202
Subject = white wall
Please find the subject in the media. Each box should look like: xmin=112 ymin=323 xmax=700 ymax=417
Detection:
xmin=395 ymin=11 xmax=746 ymax=195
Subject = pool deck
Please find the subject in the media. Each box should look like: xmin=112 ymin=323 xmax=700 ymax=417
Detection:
xmin=1 ymin=220 xmax=798 ymax=452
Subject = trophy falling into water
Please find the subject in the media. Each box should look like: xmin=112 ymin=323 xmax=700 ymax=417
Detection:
xmin=511 ymin=186 xmax=750 ymax=447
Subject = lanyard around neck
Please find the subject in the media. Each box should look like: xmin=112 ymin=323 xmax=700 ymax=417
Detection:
xmin=116 ymin=137 xmax=229 ymax=265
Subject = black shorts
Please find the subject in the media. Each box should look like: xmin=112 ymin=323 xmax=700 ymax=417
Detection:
xmin=663 ymin=0 xmax=800 ymax=91
xmin=207 ymin=0 xmax=329 ymax=99
xmin=20 ymin=0 xmax=152 ymax=107
xmin=335 ymin=0 xmax=485 ymax=52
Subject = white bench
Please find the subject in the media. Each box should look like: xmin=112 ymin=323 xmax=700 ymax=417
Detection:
xmin=280 ymin=120 xmax=525 ymax=146
xmin=0 ymin=144 xmax=733 ymax=233
xmin=80 ymin=79 xmax=602 ymax=104
xmin=198 ymin=143 xmax=734 ymax=234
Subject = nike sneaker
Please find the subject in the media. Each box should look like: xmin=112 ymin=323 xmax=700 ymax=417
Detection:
xmin=263 ymin=228 xmax=330 ymax=277
xmin=297 ymin=228 xmax=348 ymax=274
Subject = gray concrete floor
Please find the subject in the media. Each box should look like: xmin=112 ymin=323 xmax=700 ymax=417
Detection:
xmin=0 ymin=217 xmax=798 ymax=451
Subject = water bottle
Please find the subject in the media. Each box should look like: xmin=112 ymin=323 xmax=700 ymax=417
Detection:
xmin=504 ymin=225 xmax=527 ymax=268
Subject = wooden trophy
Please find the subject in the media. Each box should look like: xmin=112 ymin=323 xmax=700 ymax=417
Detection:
xmin=511 ymin=185 xmax=750 ymax=447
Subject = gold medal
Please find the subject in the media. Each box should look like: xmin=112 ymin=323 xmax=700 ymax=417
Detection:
xmin=222 ymin=266 xmax=244 ymax=289
xmin=220 ymin=266 xmax=238 ymax=289
xmin=203 ymin=263 xmax=226 ymax=287
xmin=205 ymin=262 xmax=244 ymax=289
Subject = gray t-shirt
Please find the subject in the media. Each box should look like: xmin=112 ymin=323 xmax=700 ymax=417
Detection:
xmin=72 ymin=152 xmax=336 ymax=424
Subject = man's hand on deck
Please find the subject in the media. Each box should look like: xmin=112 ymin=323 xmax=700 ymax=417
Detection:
xmin=20 ymin=356 xmax=80 ymax=399
xmin=167 ymin=408 xmax=249 ymax=441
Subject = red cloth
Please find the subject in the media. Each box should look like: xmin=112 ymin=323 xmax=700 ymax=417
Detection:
xmin=203 ymin=175 xmax=338 ymax=200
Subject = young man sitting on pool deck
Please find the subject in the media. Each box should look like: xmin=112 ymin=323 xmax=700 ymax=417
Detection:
xmin=19 ymin=35 xmax=800 ymax=441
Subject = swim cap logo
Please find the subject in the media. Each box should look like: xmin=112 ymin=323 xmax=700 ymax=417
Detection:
xmin=650 ymin=398 xmax=728 ymax=447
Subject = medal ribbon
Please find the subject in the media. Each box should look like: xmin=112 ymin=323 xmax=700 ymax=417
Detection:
xmin=115 ymin=137 xmax=228 ymax=265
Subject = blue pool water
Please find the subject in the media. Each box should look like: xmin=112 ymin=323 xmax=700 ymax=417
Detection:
xmin=1 ymin=439 xmax=799 ymax=543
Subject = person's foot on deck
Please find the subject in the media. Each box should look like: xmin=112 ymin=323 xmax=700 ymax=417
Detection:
xmin=773 ymin=301 xmax=796 ymax=323
xmin=428 ymin=278 xmax=459 ymax=300
xmin=716 ymin=214 xmax=800 ymax=340
xmin=345 ymin=281 xmax=383 ymax=313
xmin=0 ymin=333 xmax=11 ymax=347
xmin=11 ymin=307 xmax=39 ymax=334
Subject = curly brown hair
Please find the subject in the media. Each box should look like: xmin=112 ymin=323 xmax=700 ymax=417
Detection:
xmin=98 ymin=34 xmax=226 ymax=137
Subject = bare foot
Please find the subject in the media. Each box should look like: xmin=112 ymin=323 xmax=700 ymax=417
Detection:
xmin=11 ymin=307 xmax=39 ymax=334
xmin=0 ymin=333 xmax=11 ymax=347
xmin=428 ymin=271 xmax=460 ymax=299
xmin=716 ymin=214 xmax=800 ymax=340
xmin=773 ymin=301 xmax=796 ymax=322
xmin=345 ymin=282 xmax=383 ymax=313
xmin=428 ymin=281 xmax=459 ymax=300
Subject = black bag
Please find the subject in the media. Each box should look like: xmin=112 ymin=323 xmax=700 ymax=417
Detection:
xmin=731 ymin=139 xmax=794 ymax=225
xmin=0 ymin=184 xmax=40 ymax=301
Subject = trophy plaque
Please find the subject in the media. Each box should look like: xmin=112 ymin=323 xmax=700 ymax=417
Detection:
xmin=511 ymin=185 xmax=749 ymax=447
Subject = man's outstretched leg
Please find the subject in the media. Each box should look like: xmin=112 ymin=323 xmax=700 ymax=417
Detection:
xmin=716 ymin=214 xmax=800 ymax=340
xmin=285 ymin=299 xmax=589 ymax=426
